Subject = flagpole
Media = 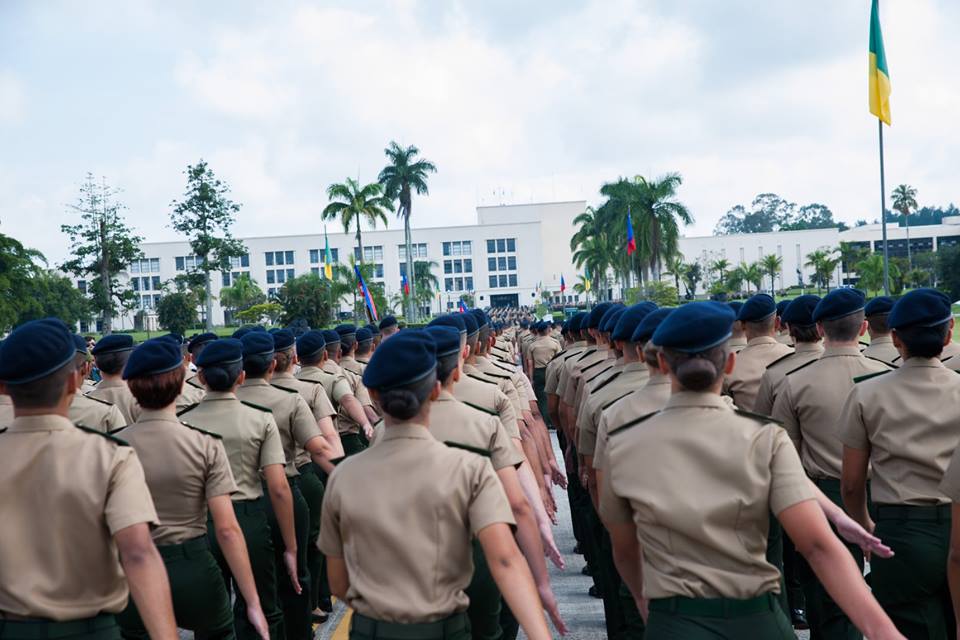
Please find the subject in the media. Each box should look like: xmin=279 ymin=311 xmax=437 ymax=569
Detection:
xmin=878 ymin=120 xmax=890 ymax=295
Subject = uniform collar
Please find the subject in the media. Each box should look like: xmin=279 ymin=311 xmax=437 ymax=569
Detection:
xmin=96 ymin=377 xmax=126 ymax=389
xmin=822 ymin=345 xmax=864 ymax=358
xmin=0 ymin=394 xmax=11 ymax=406
xmin=341 ymin=356 xmax=357 ymax=365
xmin=899 ymin=356 xmax=945 ymax=370
xmin=241 ymin=378 xmax=271 ymax=388
xmin=272 ymin=371 xmax=296 ymax=382
xmin=9 ymin=414 xmax=75 ymax=433
xmin=622 ymin=361 xmax=647 ymax=373
xmin=729 ymin=336 xmax=747 ymax=346
xmin=380 ymin=422 xmax=432 ymax=441
xmin=871 ymin=335 xmax=894 ymax=345
xmin=298 ymin=365 xmax=324 ymax=377
xmin=795 ymin=342 xmax=824 ymax=354
xmin=203 ymin=391 xmax=237 ymax=401
xmin=664 ymin=391 xmax=733 ymax=411
xmin=746 ymin=336 xmax=778 ymax=346
xmin=322 ymin=361 xmax=341 ymax=375
xmin=356 ymin=356 xmax=370 ymax=364
xmin=436 ymin=389 xmax=456 ymax=402
xmin=135 ymin=408 xmax=180 ymax=423
xmin=647 ymin=371 xmax=671 ymax=385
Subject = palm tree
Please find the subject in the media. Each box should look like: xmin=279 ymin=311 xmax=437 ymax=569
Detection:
xmin=891 ymin=184 xmax=918 ymax=270
xmin=727 ymin=264 xmax=747 ymax=296
xmin=412 ymin=260 xmax=440 ymax=315
xmin=856 ymin=254 xmax=887 ymax=296
xmin=322 ymin=178 xmax=393 ymax=266
xmin=710 ymin=258 xmax=731 ymax=287
xmin=744 ymin=262 xmax=764 ymax=293
xmin=570 ymin=206 xmax=615 ymax=297
xmin=219 ymin=273 xmax=266 ymax=325
xmin=663 ymin=255 xmax=685 ymax=302
xmin=805 ymin=249 xmax=840 ymax=294
xmin=379 ymin=142 xmax=437 ymax=322
xmin=760 ymin=254 xmax=783 ymax=295
xmin=573 ymin=274 xmax=592 ymax=303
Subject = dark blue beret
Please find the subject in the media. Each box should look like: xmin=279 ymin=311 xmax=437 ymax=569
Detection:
xmin=775 ymin=300 xmax=790 ymax=317
xmin=653 ymin=302 xmax=735 ymax=353
xmin=156 ymin=335 xmax=182 ymax=346
xmin=0 ymin=319 xmax=77 ymax=384
xmin=232 ymin=327 xmax=253 ymax=339
xmin=196 ymin=338 xmax=243 ymax=367
xmin=429 ymin=314 xmax=467 ymax=334
xmin=123 ymin=338 xmax=184 ymax=380
xmin=36 ymin=318 xmax=71 ymax=332
xmin=188 ymin=332 xmax=218 ymax=353
xmin=569 ymin=312 xmax=588 ymax=332
xmin=362 ymin=330 xmax=437 ymax=391
xmin=252 ymin=325 xmax=267 ymax=333
xmin=321 ymin=329 xmax=341 ymax=345
xmin=865 ymin=296 xmax=895 ymax=317
xmin=520 ymin=320 xmax=529 ymax=328
xmin=599 ymin=305 xmax=626 ymax=333
xmin=425 ymin=325 xmax=462 ymax=357
xmin=612 ymin=302 xmax=658 ymax=342
xmin=364 ymin=323 xmax=381 ymax=336
xmin=727 ymin=301 xmax=744 ymax=316
xmin=586 ymin=303 xmax=614 ymax=329
xmin=378 ymin=315 xmax=398 ymax=330
xmin=782 ymin=295 xmax=821 ymax=327
xmin=470 ymin=309 xmax=489 ymax=329
xmin=631 ymin=308 xmax=673 ymax=344
xmin=296 ymin=331 xmax=326 ymax=358
xmin=272 ymin=329 xmax=296 ymax=350
xmin=356 ymin=328 xmax=373 ymax=343
xmin=241 ymin=332 xmax=275 ymax=357
xmin=812 ymin=288 xmax=866 ymax=323
xmin=73 ymin=334 xmax=88 ymax=354
xmin=91 ymin=334 xmax=135 ymax=355
xmin=461 ymin=311 xmax=479 ymax=336
xmin=888 ymin=288 xmax=953 ymax=329
xmin=738 ymin=294 xmax=777 ymax=323
xmin=163 ymin=333 xmax=185 ymax=345
xmin=335 ymin=323 xmax=357 ymax=338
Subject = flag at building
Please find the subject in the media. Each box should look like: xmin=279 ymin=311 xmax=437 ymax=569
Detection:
xmin=401 ymin=273 xmax=410 ymax=295
xmin=560 ymin=274 xmax=566 ymax=294
xmin=458 ymin=299 xmax=469 ymax=313
xmin=626 ymin=209 xmax=636 ymax=256
xmin=584 ymin=266 xmax=591 ymax=292
xmin=355 ymin=265 xmax=378 ymax=323
xmin=323 ymin=227 xmax=334 ymax=280
xmin=869 ymin=0 xmax=891 ymax=125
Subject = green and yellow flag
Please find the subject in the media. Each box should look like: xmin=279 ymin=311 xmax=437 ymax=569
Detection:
xmin=323 ymin=227 xmax=333 ymax=280
xmin=869 ymin=0 xmax=891 ymax=125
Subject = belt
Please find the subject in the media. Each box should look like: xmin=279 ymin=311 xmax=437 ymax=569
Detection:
xmin=874 ymin=504 xmax=951 ymax=521
xmin=296 ymin=462 xmax=317 ymax=476
xmin=231 ymin=498 xmax=264 ymax=515
xmin=649 ymin=592 xmax=779 ymax=618
xmin=0 ymin=613 xmax=117 ymax=639
xmin=811 ymin=477 xmax=841 ymax=492
xmin=157 ymin=534 xmax=210 ymax=561
xmin=350 ymin=612 xmax=467 ymax=639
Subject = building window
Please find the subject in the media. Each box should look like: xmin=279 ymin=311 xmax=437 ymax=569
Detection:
xmin=152 ymin=276 xmax=161 ymax=291
xmin=443 ymin=240 xmax=472 ymax=257
xmin=508 ymin=274 xmax=517 ymax=287
xmin=268 ymin=287 xmax=277 ymax=298
xmin=229 ymin=254 xmax=250 ymax=268
xmin=499 ymin=275 xmax=508 ymax=287
xmin=131 ymin=278 xmax=140 ymax=292
xmin=486 ymin=239 xmax=496 ymax=253
xmin=445 ymin=277 xmax=454 ymax=292
xmin=311 ymin=267 xmax=319 ymax=276
xmin=130 ymin=258 xmax=160 ymax=273
xmin=373 ymin=264 xmax=384 ymax=278
xmin=310 ymin=249 xmax=319 ymax=263
xmin=267 ymin=270 xmax=275 ymax=284
xmin=355 ymin=245 xmax=384 ymax=262
xmin=464 ymin=258 xmax=472 ymax=272
xmin=496 ymin=239 xmax=506 ymax=252
xmin=497 ymin=257 xmax=507 ymax=271
xmin=506 ymin=238 xmax=516 ymax=252
xmin=444 ymin=261 xmax=453 ymax=274
xmin=465 ymin=276 xmax=473 ymax=290
xmin=488 ymin=257 xmax=496 ymax=271
xmin=489 ymin=275 xmax=497 ymax=288
xmin=265 ymin=252 xmax=274 ymax=266
xmin=398 ymin=243 xmax=428 ymax=260
xmin=455 ymin=277 xmax=463 ymax=290
xmin=507 ymin=256 xmax=516 ymax=270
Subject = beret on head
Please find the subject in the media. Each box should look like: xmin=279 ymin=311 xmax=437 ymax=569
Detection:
xmin=612 ymin=302 xmax=658 ymax=342
xmin=378 ymin=315 xmax=398 ymax=330
xmin=727 ymin=301 xmax=744 ymax=316
xmin=232 ymin=327 xmax=253 ymax=339
xmin=321 ymin=329 xmax=341 ymax=345
xmin=364 ymin=323 xmax=381 ymax=336
xmin=188 ymin=332 xmax=218 ymax=353
xmin=424 ymin=325 xmax=462 ymax=357
xmin=91 ymin=334 xmax=135 ymax=355
xmin=0 ymin=319 xmax=77 ymax=384
xmin=163 ymin=333 xmax=185 ymax=345
xmin=356 ymin=328 xmax=373 ymax=343
xmin=428 ymin=314 xmax=467 ymax=334
xmin=586 ymin=302 xmax=614 ymax=329
xmin=631 ymin=307 xmax=673 ymax=344
xmin=241 ymin=332 xmax=275 ymax=357
xmin=738 ymin=294 xmax=777 ymax=323
xmin=782 ymin=295 xmax=821 ymax=327
xmin=569 ymin=312 xmax=587 ymax=332
xmin=460 ymin=311 xmax=479 ymax=336
xmin=653 ymin=302 xmax=735 ymax=353
xmin=362 ymin=330 xmax=437 ymax=390
xmin=470 ymin=309 xmax=489 ymax=329
xmin=122 ymin=338 xmax=184 ymax=380
xmin=272 ymin=329 xmax=296 ymax=350
xmin=335 ymin=323 xmax=357 ymax=338
xmin=599 ymin=305 xmax=625 ymax=333
xmin=888 ymin=288 xmax=953 ymax=329
xmin=776 ymin=300 xmax=790 ymax=317
xmin=812 ymin=288 xmax=866 ymax=323
xmin=72 ymin=334 xmax=89 ymax=354
xmin=196 ymin=338 xmax=243 ymax=367
xmin=865 ymin=296 xmax=895 ymax=317
xmin=296 ymin=330 xmax=326 ymax=358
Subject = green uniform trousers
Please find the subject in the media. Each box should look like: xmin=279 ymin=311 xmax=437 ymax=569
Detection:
xmin=646 ymin=593 xmax=793 ymax=640
xmin=618 ymin=582 xmax=646 ymax=639
xmin=766 ymin=511 xmax=788 ymax=617
xmin=0 ymin=614 xmax=120 ymax=640
xmin=870 ymin=504 xmax=954 ymax=640
xmin=118 ymin=536 xmax=233 ymax=640
xmin=349 ymin=612 xmax=469 ymax=640
xmin=340 ymin=433 xmax=367 ymax=457
xmin=208 ymin=499 xmax=284 ymax=640
xmin=297 ymin=462 xmax=326 ymax=612
xmin=595 ymin=522 xmax=626 ymax=637
xmin=532 ymin=368 xmax=551 ymax=428
xmin=465 ymin=539 xmax=503 ymax=640
xmin=262 ymin=478 xmax=312 ymax=640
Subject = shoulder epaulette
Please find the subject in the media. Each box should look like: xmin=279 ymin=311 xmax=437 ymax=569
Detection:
xmin=561 ymin=350 xmax=582 ymax=361
xmin=891 ymin=355 xmax=902 ymax=363
xmin=186 ymin=378 xmax=205 ymax=390
xmin=853 ymin=370 xmax=892 ymax=384
xmin=466 ymin=373 xmax=497 ymax=385
xmin=241 ymin=400 xmax=273 ymax=413
xmin=83 ymin=393 xmax=116 ymax=407
xmin=75 ymin=423 xmax=130 ymax=445
xmin=591 ymin=370 xmax=622 ymax=392
xmin=179 ymin=420 xmax=223 ymax=439
xmin=270 ymin=383 xmax=298 ymax=394
xmin=943 ymin=355 xmax=954 ymax=364
xmin=863 ymin=355 xmax=898 ymax=368
xmin=601 ymin=390 xmax=634 ymax=411
xmin=479 ymin=370 xmax=510 ymax=380
xmin=580 ymin=359 xmax=607 ymax=375
xmin=575 ymin=348 xmax=598 ymax=362
xmin=461 ymin=400 xmax=497 ymax=416
xmin=765 ymin=352 xmax=795 ymax=370
xmin=296 ymin=377 xmax=324 ymax=385
xmin=176 ymin=403 xmax=199 ymax=416
xmin=784 ymin=359 xmax=818 ymax=377
xmin=609 ymin=411 xmax=659 ymax=437
xmin=0 ymin=428 xmax=7 ymax=434
xmin=443 ymin=441 xmax=492 ymax=458
xmin=859 ymin=340 xmax=870 ymax=347
xmin=734 ymin=409 xmax=782 ymax=426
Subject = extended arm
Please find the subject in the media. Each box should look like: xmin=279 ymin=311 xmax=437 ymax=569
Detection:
xmin=114 ymin=524 xmax=178 ymax=640
xmin=263 ymin=463 xmax=302 ymax=594
xmin=840 ymin=445 xmax=872 ymax=531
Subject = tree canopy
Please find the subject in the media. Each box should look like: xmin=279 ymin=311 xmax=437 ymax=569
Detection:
xmin=714 ymin=193 xmax=847 ymax=235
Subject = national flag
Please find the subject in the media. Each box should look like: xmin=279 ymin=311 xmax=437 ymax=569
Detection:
xmin=323 ymin=227 xmax=334 ymax=280
xmin=560 ymin=274 xmax=566 ymax=294
xmin=869 ymin=0 xmax=892 ymax=125
xmin=401 ymin=273 xmax=410 ymax=295
xmin=458 ymin=299 xmax=468 ymax=313
xmin=584 ymin=266 xmax=591 ymax=292
xmin=355 ymin=265 xmax=378 ymax=323
xmin=626 ymin=208 xmax=636 ymax=256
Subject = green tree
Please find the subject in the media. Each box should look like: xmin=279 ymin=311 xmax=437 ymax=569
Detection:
xmin=60 ymin=174 xmax=143 ymax=335
xmin=412 ymin=260 xmax=440 ymax=315
xmin=760 ymin=254 xmax=783 ymax=294
xmin=236 ymin=303 xmax=284 ymax=326
xmin=743 ymin=262 xmax=764 ymax=293
xmin=937 ymin=248 xmax=960 ymax=302
xmin=15 ymin=270 xmax=91 ymax=329
xmin=570 ymin=206 xmax=615 ymax=297
xmin=157 ymin=292 xmax=198 ymax=335
xmin=681 ymin=262 xmax=703 ymax=300
xmin=726 ymin=264 xmax=747 ymax=295
xmin=273 ymin=273 xmax=336 ymax=328
xmin=856 ymin=253 xmax=899 ymax=296
xmin=379 ymin=141 xmax=437 ymax=323
xmin=322 ymin=178 xmax=392 ymax=267
xmin=638 ymin=281 xmax=679 ymax=307
xmin=662 ymin=254 xmax=685 ymax=301
xmin=219 ymin=273 xmax=266 ymax=324
xmin=0 ymin=233 xmax=45 ymax=332
xmin=169 ymin=160 xmax=247 ymax=331
xmin=839 ymin=241 xmax=869 ymax=285
xmin=891 ymin=184 xmax=918 ymax=270
xmin=805 ymin=249 xmax=839 ymax=294
xmin=710 ymin=258 xmax=731 ymax=286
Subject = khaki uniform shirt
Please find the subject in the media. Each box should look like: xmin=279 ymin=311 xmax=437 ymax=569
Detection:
xmin=464 ymin=362 xmax=524 ymax=417
xmin=475 ymin=356 xmax=532 ymax=405
xmin=0 ymin=415 xmax=157 ymax=619
xmin=178 ymin=391 xmax=286 ymax=501
xmin=772 ymin=345 xmax=890 ymax=480
xmin=578 ymin=362 xmax=649 ymax=457
xmin=237 ymin=378 xmax=321 ymax=477
xmin=729 ymin=336 xmax=748 ymax=354
xmin=840 ymin=358 xmax=960 ymax=505
xmin=600 ymin=392 xmax=814 ymax=600
xmin=69 ymin=393 xmax=127 ymax=433
xmin=453 ymin=372 xmax=522 ymax=441
xmin=274 ymin=371 xmax=338 ymax=468
xmin=87 ymin=378 xmax=139 ymax=424
xmin=118 ymin=410 xmax=237 ymax=545
xmin=0 ymin=393 xmax=12 ymax=426
xmin=340 ymin=355 xmax=365 ymax=377
xmin=573 ymin=355 xmax=619 ymax=411
xmin=545 ymin=342 xmax=586 ymax=395
xmin=753 ymin=342 xmax=824 ymax=416
xmin=555 ymin=345 xmax=599 ymax=401
xmin=176 ymin=380 xmax=206 ymax=413
xmin=530 ymin=337 xmax=561 ymax=369
xmin=860 ymin=335 xmax=898 ymax=365
xmin=297 ymin=364 xmax=355 ymax=432
xmin=594 ymin=372 xmax=672 ymax=470
xmin=561 ymin=347 xmax=610 ymax=408
xmin=776 ymin=333 xmax=794 ymax=346
xmin=319 ymin=423 xmax=515 ymax=623
xmin=320 ymin=361 xmax=372 ymax=435
xmin=723 ymin=336 xmax=793 ymax=412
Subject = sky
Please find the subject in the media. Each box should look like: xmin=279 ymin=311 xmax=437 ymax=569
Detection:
xmin=2 ymin=0 xmax=959 ymax=264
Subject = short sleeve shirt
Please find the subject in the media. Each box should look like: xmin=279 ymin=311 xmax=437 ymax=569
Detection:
xmin=237 ymin=379 xmax=322 ymax=477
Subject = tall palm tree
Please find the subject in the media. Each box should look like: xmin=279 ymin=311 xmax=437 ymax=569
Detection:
xmin=891 ymin=184 xmax=918 ymax=270
xmin=379 ymin=142 xmax=437 ymax=322
xmin=805 ymin=249 xmax=840 ymax=294
xmin=570 ymin=206 xmax=615 ymax=298
xmin=759 ymin=254 xmax=783 ymax=295
xmin=710 ymin=258 xmax=731 ymax=287
xmin=219 ymin=273 xmax=266 ymax=325
xmin=322 ymin=178 xmax=392 ymax=266
xmin=632 ymin=174 xmax=694 ymax=281
xmin=663 ymin=255 xmax=686 ymax=302
xmin=743 ymin=262 xmax=764 ymax=292
xmin=412 ymin=260 xmax=440 ymax=315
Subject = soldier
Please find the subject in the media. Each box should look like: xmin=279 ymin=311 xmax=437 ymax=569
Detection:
xmin=115 ymin=338 xmax=269 ymax=640
xmin=67 ymin=334 xmax=127 ymax=432
xmin=318 ymin=329 xmax=378 ymax=452
xmin=775 ymin=300 xmax=794 ymax=345
xmin=601 ymin=302 xmax=903 ymax=640
xmin=0 ymin=320 xmax=177 ymax=640
xmin=186 ymin=332 xmax=219 ymax=390
xmin=362 ymin=323 xmax=381 ymax=351
xmin=527 ymin=321 xmax=561 ymax=423
xmin=378 ymin=315 xmax=399 ymax=340
xmin=754 ymin=295 xmax=824 ymax=416
xmin=181 ymin=338 xmax=293 ymax=640
xmin=861 ymin=296 xmax=898 ymax=365
xmin=772 ymin=288 xmax=892 ymax=640
xmin=319 ymin=331 xmax=552 ymax=640
xmin=723 ymin=294 xmax=793 ymax=411
xmin=354 ymin=327 xmax=374 ymax=366
xmin=841 ymin=289 xmax=960 ymax=638
xmin=335 ymin=324 xmax=365 ymax=377
xmin=88 ymin=334 xmax=139 ymax=423
xmin=727 ymin=301 xmax=748 ymax=353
